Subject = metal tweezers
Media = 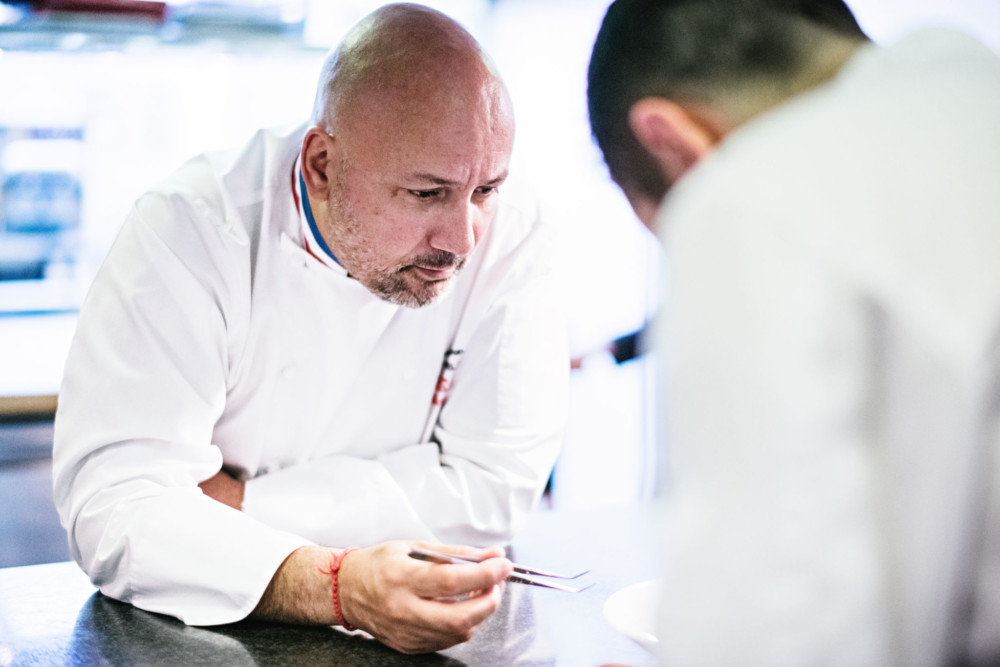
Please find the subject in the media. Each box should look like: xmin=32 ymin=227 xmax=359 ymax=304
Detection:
xmin=408 ymin=547 xmax=593 ymax=593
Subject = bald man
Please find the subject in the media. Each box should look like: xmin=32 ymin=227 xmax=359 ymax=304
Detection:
xmin=53 ymin=3 xmax=568 ymax=653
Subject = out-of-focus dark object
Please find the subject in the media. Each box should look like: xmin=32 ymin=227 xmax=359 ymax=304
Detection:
xmin=0 ymin=0 xmax=307 ymax=50
xmin=24 ymin=0 xmax=167 ymax=20
xmin=570 ymin=324 xmax=648 ymax=370
xmin=609 ymin=327 xmax=646 ymax=365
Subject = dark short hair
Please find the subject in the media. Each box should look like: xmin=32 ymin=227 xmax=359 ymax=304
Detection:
xmin=587 ymin=0 xmax=867 ymax=203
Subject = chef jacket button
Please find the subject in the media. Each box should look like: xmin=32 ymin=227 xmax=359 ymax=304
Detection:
xmin=402 ymin=369 xmax=416 ymax=382
xmin=281 ymin=365 xmax=297 ymax=378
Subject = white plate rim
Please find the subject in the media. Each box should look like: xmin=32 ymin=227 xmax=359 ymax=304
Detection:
xmin=603 ymin=578 xmax=661 ymax=654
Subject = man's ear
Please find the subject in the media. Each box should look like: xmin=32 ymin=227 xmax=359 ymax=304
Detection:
xmin=300 ymin=128 xmax=335 ymax=199
xmin=628 ymin=97 xmax=716 ymax=185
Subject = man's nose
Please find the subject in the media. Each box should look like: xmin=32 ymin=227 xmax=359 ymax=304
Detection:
xmin=430 ymin=201 xmax=479 ymax=257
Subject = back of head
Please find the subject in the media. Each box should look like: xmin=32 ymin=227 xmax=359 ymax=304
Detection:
xmin=588 ymin=0 xmax=868 ymax=203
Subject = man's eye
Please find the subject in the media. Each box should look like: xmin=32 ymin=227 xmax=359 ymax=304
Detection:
xmin=410 ymin=189 xmax=441 ymax=200
xmin=476 ymin=186 xmax=497 ymax=197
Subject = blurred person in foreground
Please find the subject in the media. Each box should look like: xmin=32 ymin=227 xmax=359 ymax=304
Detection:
xmin=52 ymin=3 xmax=568 ymax=654
xmin=588 ymin=0 xmax=1000 ymax=664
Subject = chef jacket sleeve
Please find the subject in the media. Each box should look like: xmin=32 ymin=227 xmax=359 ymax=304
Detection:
xmin=52 ymin=190 xmax=310 ymax=626
xmin=242 ymin=200 xmax=570 ymax=548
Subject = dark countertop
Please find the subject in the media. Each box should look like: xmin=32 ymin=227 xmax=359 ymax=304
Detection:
xmin=0 ymin=505 xmax=661 ymax=666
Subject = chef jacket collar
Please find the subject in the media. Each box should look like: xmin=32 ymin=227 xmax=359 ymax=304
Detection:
xmin=293 ymin=157 xmax=346 ymax=274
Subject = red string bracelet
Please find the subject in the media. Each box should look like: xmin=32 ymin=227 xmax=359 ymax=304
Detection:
xmin=319 ymin=547 xmax=359 ymax=630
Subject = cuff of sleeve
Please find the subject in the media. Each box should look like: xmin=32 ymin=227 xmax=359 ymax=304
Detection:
xmin=122 ymin=494 xmax=312 ymax=627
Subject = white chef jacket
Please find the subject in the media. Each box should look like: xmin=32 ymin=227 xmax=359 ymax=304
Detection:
xmin=654 ymin=29 xmax=1000 ymax=666
xmin=52 ymin=123 xmax=569 ymax=626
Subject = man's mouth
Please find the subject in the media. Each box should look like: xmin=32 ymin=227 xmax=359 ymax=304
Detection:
xmin=410 ymin=264 xmax=457 ymax=282
xmin=405 ymin=251 xmax=465 ymax=283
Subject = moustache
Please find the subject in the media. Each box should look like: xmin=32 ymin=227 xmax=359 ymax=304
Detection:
xmin=407 ymin=250 xmax=465 ymax=271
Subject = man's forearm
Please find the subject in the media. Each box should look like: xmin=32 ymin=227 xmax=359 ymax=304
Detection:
xmin=251 ymin=545 xmax=339 ymax=625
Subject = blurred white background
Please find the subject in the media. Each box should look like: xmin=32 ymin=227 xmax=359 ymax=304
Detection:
xmin=0 ymin=0 xmax=997 ymax=514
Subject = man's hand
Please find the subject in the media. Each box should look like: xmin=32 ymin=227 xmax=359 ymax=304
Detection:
xmin=198 ymin=469 xmax=245 ymax=510
xmin=340 ymin=541 xmax=512 ymax=653
xmin=252 ymin=541 xmax=513 ymax=654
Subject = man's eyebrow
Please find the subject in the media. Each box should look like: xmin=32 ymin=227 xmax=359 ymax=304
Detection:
xmin=406 ymin=171 xmax=509 ymax=187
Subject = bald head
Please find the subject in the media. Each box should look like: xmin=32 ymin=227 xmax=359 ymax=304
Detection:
xmin=298 ymin=4 xmax=514 ymax=308
xmin=312 ymin=3 xmax=508 ymax=134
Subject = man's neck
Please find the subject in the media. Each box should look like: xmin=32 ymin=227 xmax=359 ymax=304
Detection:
xmin=720 ymin=34 xmax=867 ymax=131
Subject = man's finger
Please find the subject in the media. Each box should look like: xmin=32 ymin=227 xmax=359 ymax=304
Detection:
xmin=408 ymin=556 xmax=512 ymax=599
xmin=413 ymin=541 xmax=507 ymax=561
xmin=408 ymin=583 xmax=504 ymax=637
